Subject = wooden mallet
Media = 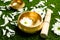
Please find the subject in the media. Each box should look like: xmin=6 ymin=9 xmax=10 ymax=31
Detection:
xmin=40 ymin=8 xmax=53 ymax=38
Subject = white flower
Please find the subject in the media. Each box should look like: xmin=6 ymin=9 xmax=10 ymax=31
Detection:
xmin=7 ymin=32 xmax=15 ymax=38
xmin=45 ymin=0 xmax=47 ymax=2
xmin=1 ymin=0 xmax=11 ymax=3
xmin=50 ymin=4 xmax=55 ymax=8
xmin=18 ymin=8 xmax=24 ymax=12
xmin=6 ymin=5 xmax=11 ymax=10
xmin=31 ymin=8 xmax=46 ymax=18
xmin=58 ymin=11 xmax=60 ymax=15
xmin=35 ymin=1 xmax=45 ymax=7
xmin=2 ymin=26 xmax=15 ymax=38
xmin=2 ymin=29 xmax=6 ymax=35
xmin=0 ymin=6 xmax=6 ymax=10
xmin=20 ymin=17 xmax=33 ymax=27
xmin=6 ymin=26 xmax=15 ymax=37
xmin=1 ymin=16 xmax=9 ymax=27
xmin=0 ymin=11 xmax=2 ymax=17
xmin=2 ymin=14 xmax=5 ymax=19
xmin=55 ymin=18 xmax=60 ymax=22
xmin=9 ymin=12 xmax=18 ymax=19
xmin=1 ymin=15 xmax=13 ymax=27
xmin=29 ymin=0 xmax=33 ymax=2
xmin=10 ymin=21 xmax=17 ymax=26
xmin=6 ymin=26 xmax=15 ymax=32
xmin=24 ymin=7 xmax=28 ymax=11
xmin=52 ymin=22 xmax=60 ymax=35
xmin=7 ymin=16 xmax=12 ymax=21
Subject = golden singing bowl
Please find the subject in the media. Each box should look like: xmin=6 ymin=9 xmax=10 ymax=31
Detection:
xmin=17 ymin=11 xmax=43 ymax=33
xmin=10 ymin=0 xmax=25 ymax=10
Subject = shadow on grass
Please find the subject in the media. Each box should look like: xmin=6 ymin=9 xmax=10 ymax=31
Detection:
xmin=14 ymin=26 xmax=46 ymax=40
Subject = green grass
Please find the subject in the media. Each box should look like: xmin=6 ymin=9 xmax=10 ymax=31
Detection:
xmin=0 ymin=0 xmax=60 ymax=40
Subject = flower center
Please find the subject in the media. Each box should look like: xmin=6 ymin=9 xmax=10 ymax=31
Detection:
xmin=57 ymin=27 xmax=60 ymax=30
xmin=24 ymin=21 xmax=27 ymax=24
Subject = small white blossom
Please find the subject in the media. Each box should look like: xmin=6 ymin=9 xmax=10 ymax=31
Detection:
xmin=1 ymin=0 xmax=11 ymax=3
xmin=24 ymin=7 xmax=28 ymax=11
xmin=9 ymin=12 xmax=18 ymax=19
xmin=10 ymin=21 xmax=17 ymax=26
xmin=55 ymin=18 xmax=60 ymax=22
xmin=7 ymin=32 xmax=15 ymax=37
xmin=7 ymin=32 xmax=10 ymax=37
xmin=29 ymin=0 xmax=33 ymax=2
xmin=31 ymin=8 xmax=46 ymax=18
xmin=1 ymin=15 xmax=12 ymax=27
xmin=42 ymin=6 xmax=47 ymax=10
xmin=12 ymin=12 xmax=18 ymax=16
xmin=6 ymin=26 xmax=15 ymax=32
xmin=30 ymin=6 xmax=34 ymax=8
xmin=52 ymin=22 xmax=60 ymax=35
xmin=45 ymin=0 xmax=47 ymax=2
xmin=10 ymin=22 xmax=14 ymax=25
xmin=2 ymin=14 xmax=5 ymax=19
xmin=0 ymin=6 xmax=6 ymax=10
xmin=7 ymin=16 xmax=12 ymax=21
xmin=2 ymin=29 xmax=6 ymax=35
xmin=0 ymin=11 xmax=2 ymax=17
xmin=50 ymin=4 xmax=55 ymax=8
xmin=36 ymin=1 xmax=45 ymax=7
xmin=58 ymin=11 xmax=60 ymax=15
xmin=2 ymin=26 xmax=15 ymax=37
xmin=1 ymin=16 xmax=9 ymax=27
xmin=20 ymin=17 xmax=33 ymax=27
xmin=10 ymin=14 xmax=14 ymax=19
xmin=13 ymin=21 xmax=17 ymax=26
xmin=18 ymin=8 xmax=24 ymax=12
xmin=6 ymin=26 xmax=15 ymax=37
xmin=6 ymin=5 xmax=11 ymax=10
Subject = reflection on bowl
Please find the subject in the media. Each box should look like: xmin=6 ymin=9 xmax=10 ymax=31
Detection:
xmin=17 ymin=11 xmax=43 ymax=33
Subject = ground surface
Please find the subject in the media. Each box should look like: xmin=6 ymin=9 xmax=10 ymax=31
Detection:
xmin=0 ymin=0 xmax=60 ymax=40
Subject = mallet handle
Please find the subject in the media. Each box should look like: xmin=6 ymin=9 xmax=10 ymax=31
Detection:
xmin=40 ymin=8 xmax=53 ymax=38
